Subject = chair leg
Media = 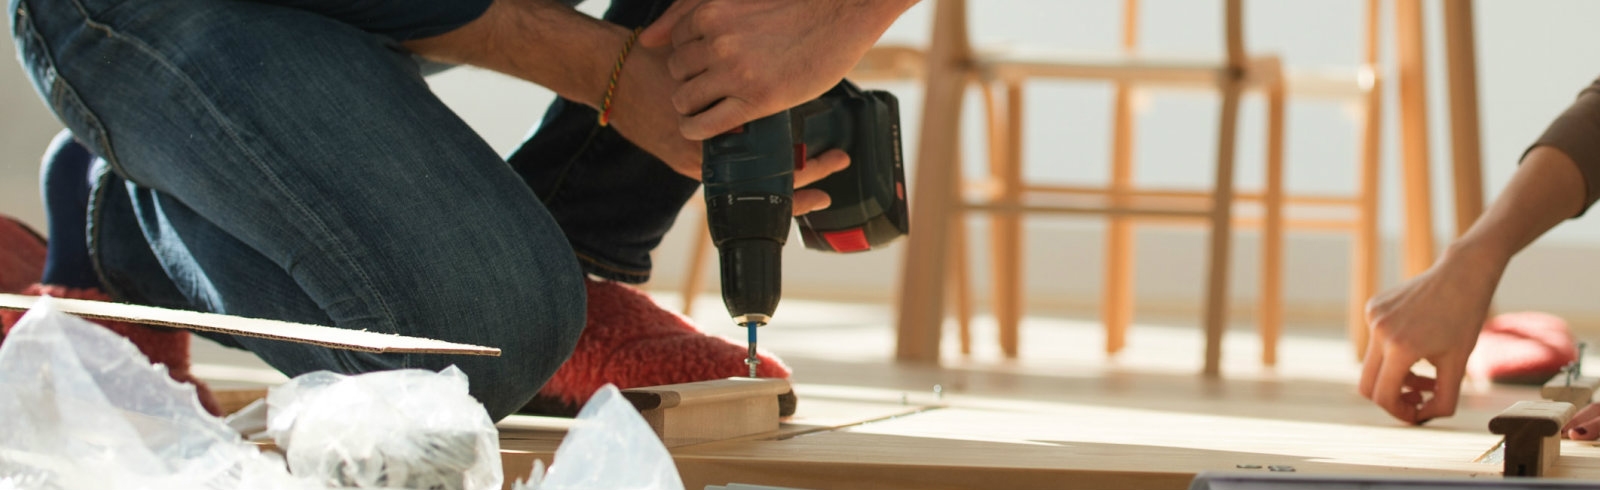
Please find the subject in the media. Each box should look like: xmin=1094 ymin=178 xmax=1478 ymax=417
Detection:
xmin=1351 ymin=77 xmax=1383 ymax=361
xmin=993 ymin=82 xmax=1025 ymax=359
xmin=949 ymin=206 xmax=973 ymax=356
xmin=1260 ymin=80 xmax=1286 ymax=367
xmin=681 ymin=204 xmax=711 ymax=316
xmin=1203 ymin=79 xmax=1245 ymax=377
xmin=1395 ymin=0 xmax=1436 ymax=279
xmin=1105 ymin=83 xmax=1137 ymax=356
xmin=895 ymin=0 xmax=970 ymax=363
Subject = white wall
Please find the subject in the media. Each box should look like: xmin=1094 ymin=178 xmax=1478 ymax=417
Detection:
xmin=4 ymin=1 xmax=1600 ymax=325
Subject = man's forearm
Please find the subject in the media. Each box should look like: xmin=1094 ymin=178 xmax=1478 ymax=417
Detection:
xmin=1449 ymin=146 xmax=1587 ymax=267
xmin=404 ymin=0 xmax=625 ymax=109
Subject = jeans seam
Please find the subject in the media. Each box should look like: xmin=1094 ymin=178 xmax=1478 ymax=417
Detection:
xmin=56 ymin=0 xmax=404 ymax=335
xmin=17 ymin=0 xmax=123 ymax=180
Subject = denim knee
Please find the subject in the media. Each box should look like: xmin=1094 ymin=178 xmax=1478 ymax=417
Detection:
xmin=466 ymin=278 xmax=587 ymax=420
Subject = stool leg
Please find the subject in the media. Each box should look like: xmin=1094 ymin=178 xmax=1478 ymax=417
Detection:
xmin=950 ymin=205 xmax=973 ymax=356
xmin=993 ymin=82 xmax=1025 ymax=359
xmin=1105 ymin=84 xmax=1137 ymax=356
xmin=895 ymin=0 xmax=971 ymax=363
xmin=1203 ymin=79 xmax=1244 ymax=377
xmin=1260 ymin=79 xmax=1286 ymax=367
xmin=1351 ymin=78 xmax=1383 ymax=361
xmin=1349 ymin=0 xmax=1383 ymax=361
xmin=1395 ymin=0 xmax=1436 ymax=279
xmin=681 ymin=204 xmax=711 ymax=316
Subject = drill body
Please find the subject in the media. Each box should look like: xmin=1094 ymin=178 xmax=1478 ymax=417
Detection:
xmin=702 ymin=80 xmax=908 ymax=340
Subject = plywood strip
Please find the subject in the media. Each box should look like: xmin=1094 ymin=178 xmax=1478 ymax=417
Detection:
xmin=0 ymin=294 xmax=499 ymax=356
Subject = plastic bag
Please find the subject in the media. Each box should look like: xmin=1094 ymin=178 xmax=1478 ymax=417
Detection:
xmin=266 ymin=366 xmax=500 ymax=490
xmin=513 ymin=384 xmax=684 ymax=490
xmin=0 ymin=297 xmax=312 ymax=489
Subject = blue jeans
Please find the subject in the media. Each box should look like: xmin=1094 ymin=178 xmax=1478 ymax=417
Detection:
xmin=11 ymin=0 xmax=698 ymax=420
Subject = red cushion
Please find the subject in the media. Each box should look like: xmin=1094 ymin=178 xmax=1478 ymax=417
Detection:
xmin=1467 ymin=311 xmax=1576 ymax=384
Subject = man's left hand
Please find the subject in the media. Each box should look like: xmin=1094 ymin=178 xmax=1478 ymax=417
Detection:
xmin=640 ymin=0 xmax=916 ymax=141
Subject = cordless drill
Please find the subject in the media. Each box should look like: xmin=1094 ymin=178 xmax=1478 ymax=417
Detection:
xmin=701 ymin=80 xmax=908 ymax=377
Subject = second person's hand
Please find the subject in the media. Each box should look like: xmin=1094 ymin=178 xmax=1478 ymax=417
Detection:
xmin=1359 ymin=244 xmax=1506 ymax=424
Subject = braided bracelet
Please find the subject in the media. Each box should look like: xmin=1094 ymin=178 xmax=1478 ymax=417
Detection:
xmin=598 ymin=27 xmax=643 ymax=127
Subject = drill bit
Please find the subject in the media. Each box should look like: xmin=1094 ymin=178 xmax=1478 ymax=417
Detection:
xmin=745 ymin=321 xmax=761 ymax=378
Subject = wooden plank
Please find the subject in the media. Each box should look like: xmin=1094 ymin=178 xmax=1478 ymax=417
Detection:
xmin=0 ymin=294 xmax=499 ymax=356
xmin=1489 ymin=401 xmax=1575 ymax=477
xmin=497 ymin=387 xmax=935 ymax=490
xmin=672 ymin=402 xmax=1506 ymax=490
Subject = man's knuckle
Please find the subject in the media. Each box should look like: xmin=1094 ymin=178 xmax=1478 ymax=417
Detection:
xmin=693 ymin=2 xmax=729 ymax=28
xmin=710 ymin=36 xmax=737 ymax=58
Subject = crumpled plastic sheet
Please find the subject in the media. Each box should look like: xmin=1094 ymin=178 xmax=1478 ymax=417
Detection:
xmin=0 ymin=297 xmax=313 ymax=489
xmin=0 ymin=297 xmax=686 ymax=490
xmin=512 ymin=384 xmax=685 ymax=490
xmin=265 ymin=366 xmax=501 ymax=490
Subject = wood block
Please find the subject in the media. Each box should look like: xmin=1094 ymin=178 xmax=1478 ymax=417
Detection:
xmin=622 ymin=378 xmax=793 ymax=448
xmin=213 ymin=388 xmax=269 ymax=416
xmin=1489 ymin=400 xmax=1576 ymax=477
xmin=1541 ymin=375 xmax=1600 ymax=407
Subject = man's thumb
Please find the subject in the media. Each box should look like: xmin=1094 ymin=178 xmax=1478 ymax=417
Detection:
xmin=640 ymin=0 xmax=694 ymax=48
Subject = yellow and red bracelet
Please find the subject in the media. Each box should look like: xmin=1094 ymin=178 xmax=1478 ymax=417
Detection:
xmin=598 ymin=27 xmax=643 ymax=127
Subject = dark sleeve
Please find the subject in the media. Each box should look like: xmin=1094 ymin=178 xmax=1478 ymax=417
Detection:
xmin=1528 ymin=77 xmax=1600 ymax=217
xmin=247 ymin=0 xmax=493 ymax=41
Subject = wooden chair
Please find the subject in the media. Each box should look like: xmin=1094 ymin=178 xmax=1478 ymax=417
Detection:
xmin=947 ymin=0 xmax=1385 ymax=366
xmin=899 ymin=0 xmax=1381 ymax=376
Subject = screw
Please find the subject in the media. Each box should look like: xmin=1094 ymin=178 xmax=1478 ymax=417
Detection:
xmin=933 ymin=384 xmax=944 ymax=400
xmin=1235 ymin=464 xmax=1262 ymax=469
xmin=1268 ymin=465 xmax=1295 ymax=472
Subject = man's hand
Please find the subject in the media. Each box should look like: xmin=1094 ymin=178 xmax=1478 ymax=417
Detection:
xmin=610 ymin=45 xmax=849 ymax=215
xmin=639 ymin=0 xmax=917 ymax=140
xmin=404 ymin=0 xmax=849 ymax=215
xmin=1359 ymin=247 xmax=1505 ymax=425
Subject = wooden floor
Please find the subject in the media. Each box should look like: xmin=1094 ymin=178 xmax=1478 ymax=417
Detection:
xmin=194 ymin=293 xmax=1600 ymax=489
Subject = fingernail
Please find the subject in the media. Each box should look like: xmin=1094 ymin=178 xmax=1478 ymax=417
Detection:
xmin=1576 ymin=427 xmax=1588 ymax=436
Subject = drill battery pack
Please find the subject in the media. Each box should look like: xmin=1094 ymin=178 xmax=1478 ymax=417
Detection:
xmin=792 ymin=82 xmax=910 ymax=254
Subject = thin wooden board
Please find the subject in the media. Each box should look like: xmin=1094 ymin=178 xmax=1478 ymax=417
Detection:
xmin=669 ymin=398 xmax=1518 ymax=490
xmin=0 ymin=294 xmax=499 ymax=356
xmin=496 ymin=389 xmax=936 ymax=490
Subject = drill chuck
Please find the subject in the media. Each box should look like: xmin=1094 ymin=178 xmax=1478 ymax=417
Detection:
xmin=706 ymin=194 xmax=789 ymax=325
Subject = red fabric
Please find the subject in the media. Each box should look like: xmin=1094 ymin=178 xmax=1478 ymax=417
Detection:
xmin=1467 ymin=311 xmax=1577 ymax=384
xmin=531 ymin=278 xmax=791 ymax=413
xmin=1 ymin=286 xmax=222 ymax=417
xmin=0 ymin=217 xmax=46 ymax=295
